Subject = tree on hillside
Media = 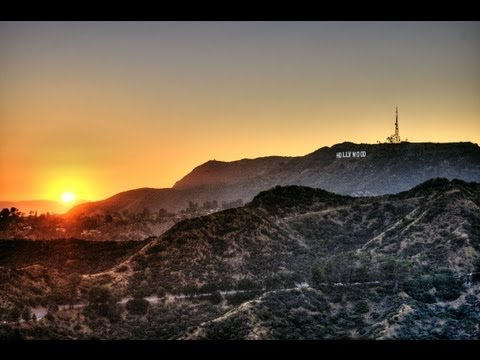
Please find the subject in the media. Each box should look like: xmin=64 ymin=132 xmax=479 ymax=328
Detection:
xmin=0 ymin=208 xmax=13 ymax=229
xmin=21 ymin=307 xmax=31 ymax=322
xmin=0 ymin=208 xmax=10 ymax=220
xmin=67 ymin=273 xmax=82 ymax=309
xmin=8 ymin=306 xmax=21 ymax=323
xmin=141 ymin=207 xmax=151 ymax=220
xmin=45 ymin=312 xmax=55 ymax=321
xmin=126 ymin=296 xmax=149 ymax=315
xmin=105 ymin=214 xmax=113 ymax=224
xmin=47 ymin=303 xmax=59 ymax=314
xmin=85 ymin=285 xmax=119 ymax=321
xmin=10 ymin=207 xmax=19 ymax=218
xmin=208 ymin=291 xmax=222 ymax=304
xmin=158 ymin=208 xmax=168 ymax=218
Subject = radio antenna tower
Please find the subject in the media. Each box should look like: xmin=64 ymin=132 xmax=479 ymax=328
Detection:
xmin=386 ymin=106 xmax=401 ymax=144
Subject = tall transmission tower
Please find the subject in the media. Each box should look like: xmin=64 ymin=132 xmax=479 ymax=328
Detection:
xmin=386 ymin=106 xmax=401 ymax=144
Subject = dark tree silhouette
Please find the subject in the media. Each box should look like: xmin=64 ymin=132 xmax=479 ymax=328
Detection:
xmin=67 ymin=273 xmax=82 ymax=308
xmin=0 ymin=208 xmax=10 ymax=229
xmin=85 ymin=285 xmax=119 ymax=321
xmin=0 ymin=208 xmax=9 ymax=220
xmin=21 ymin=307 xmax=31 ymax=322
xmin=125 ymin=297 xmax=149 ymax=315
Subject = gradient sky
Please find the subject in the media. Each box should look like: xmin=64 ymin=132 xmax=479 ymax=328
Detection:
xmin=1 ymin=21 xmax=479 ymax=202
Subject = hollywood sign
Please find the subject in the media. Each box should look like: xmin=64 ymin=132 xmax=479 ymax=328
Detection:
xmin=336 ymin=151 xmax=367 ymax=159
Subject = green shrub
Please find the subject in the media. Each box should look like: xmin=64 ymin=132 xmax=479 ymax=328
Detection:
xmin=403 ymin=270 xmax=464 ymax=303
xmin=208 ymin=291 xmax=222 ymax=304
xmin=84 ymin=285 xmax=120 ymax=322
xmin=126 ymin=297 xmax=149 ymax=315
xmin=225 ymin=291 xmax=258 ymax=306
xmin=8 ymin=306 xmax=21 ymax=322
xmin=183 ymin=284 xmax=200 ymax=296
xmin=355 ymin=301 xmax=370 ymax=314
xmin=156 ymin=287 xmax=166 ymax=298
xmin=237 ymin=278 xmax=261 ymax=290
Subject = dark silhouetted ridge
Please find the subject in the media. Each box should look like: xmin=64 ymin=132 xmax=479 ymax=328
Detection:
xmin=68 ymin=141 xmax=480 ymax=216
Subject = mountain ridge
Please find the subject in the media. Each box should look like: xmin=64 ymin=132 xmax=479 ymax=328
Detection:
xmin=67 ymin=141 xmax=480 ymax=217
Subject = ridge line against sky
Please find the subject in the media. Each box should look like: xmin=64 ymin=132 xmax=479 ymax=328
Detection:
xmin=1 ymin=21 xmax=479 ymax=201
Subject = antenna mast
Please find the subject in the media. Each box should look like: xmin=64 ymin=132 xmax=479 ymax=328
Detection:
xmin=386 ymin=106 xmax=401 ymax=144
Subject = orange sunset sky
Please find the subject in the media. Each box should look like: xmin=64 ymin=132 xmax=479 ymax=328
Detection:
xmin=1 ymin=21 xmax=479 ymax=202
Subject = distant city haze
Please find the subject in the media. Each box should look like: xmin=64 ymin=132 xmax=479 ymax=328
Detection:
xmin=1 ymin=21 xmax=479 ymax=201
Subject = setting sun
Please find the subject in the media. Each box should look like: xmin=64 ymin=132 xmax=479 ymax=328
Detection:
xmin=61 ymin=192 xmax=76 ymax=203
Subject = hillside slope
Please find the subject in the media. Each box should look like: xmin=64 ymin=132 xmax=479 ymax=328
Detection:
xmin=98 ymin=178 xmax=479 ymax=339
xmin=174 ymin=142 xmax=480 ymax=196
xmin=123 ymin=179 xmax=480 ymax=292
xmin=2 ymin=179 xmax=479 ymax=339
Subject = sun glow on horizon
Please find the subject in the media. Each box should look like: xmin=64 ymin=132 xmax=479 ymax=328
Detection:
xmin=0 ymin=22 xmax=478 ymax=203
xmin=61 ymin=192 xmax=76 ymax=203
xmin=40 ymin=172 xmax=95 ymax=203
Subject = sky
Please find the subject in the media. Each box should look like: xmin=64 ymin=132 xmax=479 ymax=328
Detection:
xmin=1 ymin=21 xmax=479 ymax=202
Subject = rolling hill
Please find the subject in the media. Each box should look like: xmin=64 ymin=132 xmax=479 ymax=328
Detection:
xmin=77 ymin=178 xmax=478 ymax=339
xmin=120 ymin=178 xmax=480 ymax=292
xmin=1 ymin=178 xmax=479 ymax=339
